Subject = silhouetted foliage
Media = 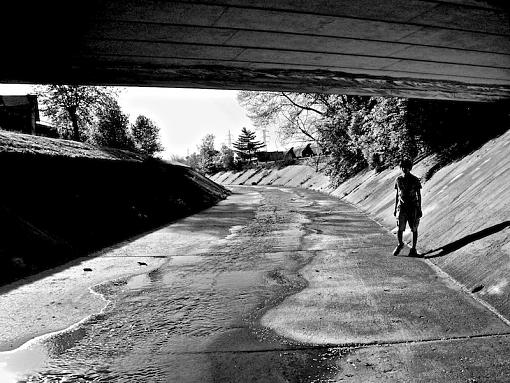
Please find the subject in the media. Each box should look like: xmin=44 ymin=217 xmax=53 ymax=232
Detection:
xmin=93 ymin=101 xmax=133 ymax=150
xmin=37 ymin=85 xmax=117 ymax=141
xmin=409 ymin=99 xmax=509 ymax=170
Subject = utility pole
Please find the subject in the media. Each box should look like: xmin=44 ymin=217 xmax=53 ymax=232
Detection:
xmin=262 ymin=128 xmax=267 ymax=150
xmin=228 ymin=130 xmax=232 ymax=148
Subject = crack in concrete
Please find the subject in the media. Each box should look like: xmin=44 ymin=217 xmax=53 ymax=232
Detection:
xmin=173 ymin=332 xmax=510 ymax=356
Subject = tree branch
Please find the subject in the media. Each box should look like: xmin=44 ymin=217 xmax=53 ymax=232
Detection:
xmin=280 ymin=92 xmax=326 ymax=116
xmin=281 ymin=113 xmax=317 ymax=143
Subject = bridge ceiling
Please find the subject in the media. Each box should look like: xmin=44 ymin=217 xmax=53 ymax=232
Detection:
xmin=2 ymin=1 xmax=509 ymax=101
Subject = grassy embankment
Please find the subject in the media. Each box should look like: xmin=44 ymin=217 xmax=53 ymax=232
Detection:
xmin=0 ymin=130 xmax=230 ymax=285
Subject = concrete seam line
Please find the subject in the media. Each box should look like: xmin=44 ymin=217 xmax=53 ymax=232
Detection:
xmin=169 ymin=333 xmax=510 ymax=355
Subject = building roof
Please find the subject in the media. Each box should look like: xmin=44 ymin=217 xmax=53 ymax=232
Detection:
xmin=0 ymin=95 xmax=40 ymax=120
xmin=294 ymin=143 xmax=314 ymax=157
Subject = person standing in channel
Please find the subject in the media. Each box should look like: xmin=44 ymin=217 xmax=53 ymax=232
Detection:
xmin=393 ymin=158 xmax=422 ymax=257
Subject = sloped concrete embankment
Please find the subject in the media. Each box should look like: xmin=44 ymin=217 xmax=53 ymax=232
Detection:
xmin=0 ymin=131 xmax=229 ymax=285
xmin=210 ymin=129 xmax=510 ymax=319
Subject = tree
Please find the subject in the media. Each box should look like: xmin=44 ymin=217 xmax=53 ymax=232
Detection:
xmin=218 ymin=144 xmax=236 ymax=171
xmin=131 ymin=115 xmax=163 ymax=156
xmin=93 ymin=101 xmax=133 ymax=150
xmin=239 ymin=91 xmax=420 ymax=178
xmin=238 ymin=91 xmax=328 ymax=145
xmin=185 ymin=137 xmax=237 ymax=173
xmin=232 ymin=127 xmax=265 ymax=164
xmin=198 ymin=134 xmax=219 ymax=174
xmin=318 ymin=112 xmax=367 ymax=184
xmin=185 ymin=152 xmax=201 ymax=170
xmin=351 ymin=97 xmax=416 ymax=171
xmin=37 ymin=85 xmax=117 ymax=141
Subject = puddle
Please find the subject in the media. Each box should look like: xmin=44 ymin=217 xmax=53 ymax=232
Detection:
xmin=126 ymin=273 xmax=152 ymax=290
xmin=215 ymin=271 xmax=262 ymax=290
xmin=0 ymin=326 xmax=89 ymax=382
xmin=0 ymin=342 xmax=48 ymax=383
xmin=0 ymin=286 xmax=108 ymax=382
xmin=169 ymin=255 xmax=202 ymax=266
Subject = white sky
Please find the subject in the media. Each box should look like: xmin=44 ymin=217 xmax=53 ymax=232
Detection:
xmin=0 ymin=84 xmax=283 ymax=159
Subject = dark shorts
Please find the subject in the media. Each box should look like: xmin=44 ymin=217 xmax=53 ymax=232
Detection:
xmin=396 ymin=208 xmax=420 ymax=232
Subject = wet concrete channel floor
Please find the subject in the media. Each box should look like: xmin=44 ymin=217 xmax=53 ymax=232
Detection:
xmin=1 ymin=186 xmax=509 ymax=382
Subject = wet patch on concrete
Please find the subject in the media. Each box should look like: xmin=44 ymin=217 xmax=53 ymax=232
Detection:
xmin=2 ymin=186 xmax=326 ymax=382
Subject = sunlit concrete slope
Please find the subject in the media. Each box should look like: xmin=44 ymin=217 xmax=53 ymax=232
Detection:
xmin=211 ymin=129 xmax=510 ymax=319
xmin=1 ymin=1 xmax=509 ymax=101
xmin=333 ymin=129 xmax=510 ymax=319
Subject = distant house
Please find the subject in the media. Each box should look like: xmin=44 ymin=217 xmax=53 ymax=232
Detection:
xmin=0 ymin=95 xmax=39 ymax=134
xmin=293 ymin=143 xmax=315 ymax=158
xmin=256 ymin=151 xmax=285 ymax=162
xmin=0 ymin=94 xmax=59 ymax=138
xmin=284 ymin=148 xmax=296 ymax=161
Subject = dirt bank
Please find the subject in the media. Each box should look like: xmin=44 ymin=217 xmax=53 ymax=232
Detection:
xmin=211 ymin=129 xmax=510 ymax=319
xmin=0 ymin=131 xmax=229 ymax=285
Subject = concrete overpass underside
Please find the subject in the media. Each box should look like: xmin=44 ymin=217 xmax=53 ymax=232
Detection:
xmin=2 ymin=0 xmax=509 ymax=101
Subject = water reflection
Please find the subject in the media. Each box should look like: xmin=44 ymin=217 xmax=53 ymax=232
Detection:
xmin=125 ymin=273 xmax=152 ymax=291
xmin=0 ymin=324 xmax=92 ymax=382
xmin=0 ymin=337 xmax=49 ymax=382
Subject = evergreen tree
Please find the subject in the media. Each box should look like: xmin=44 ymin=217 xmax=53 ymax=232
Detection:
xmin=232 ymin=127 xmax=265 ymax=163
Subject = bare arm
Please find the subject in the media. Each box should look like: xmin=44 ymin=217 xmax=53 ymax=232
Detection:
xmin=394 ymin=190 xmax=399 ymax=216
xmin=417 ymin=189 xmax=422 ymax=217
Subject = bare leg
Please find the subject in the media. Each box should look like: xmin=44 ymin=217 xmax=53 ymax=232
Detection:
xmin=397 ymin=230 xmax=404 ymax=245
xmin=393 ymin=230 xmax=405 ymax=256
xmin=412 ymin=229 xmax=418 ymax=249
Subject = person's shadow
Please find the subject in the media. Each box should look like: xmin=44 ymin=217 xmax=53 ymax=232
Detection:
xmin=421 ymin=221 xmax=510 ymax=259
